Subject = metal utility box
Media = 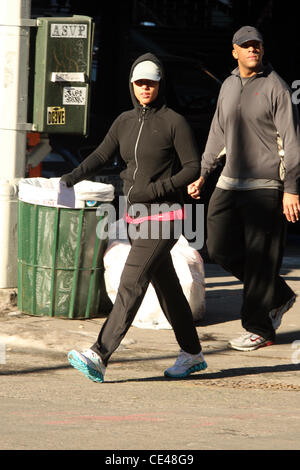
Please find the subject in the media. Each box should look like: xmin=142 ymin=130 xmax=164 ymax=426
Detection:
xmin=32 ymin=16 xmax=94 ymax=135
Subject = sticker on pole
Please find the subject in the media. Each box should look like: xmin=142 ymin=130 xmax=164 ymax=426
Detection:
xmin=51 ymin=72 xmax=85 ymax=83
xmin=47 ymin=107 xmax=66 ymax=125
xmin=63 ymin=87 xmax=87 ymax=105
xmin=50 ymin=24 xmax=88 ymax=38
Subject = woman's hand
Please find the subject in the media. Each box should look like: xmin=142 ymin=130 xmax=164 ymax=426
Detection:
xmin=129 ymin=172 xmax=175 ymax=204
xmin=187 ymin=176 xmax=205 ymax=199
xmin=60 ymin=174 xmax=74 ymax=188
xmin=129 ymin=174 xmax=155 ymax=203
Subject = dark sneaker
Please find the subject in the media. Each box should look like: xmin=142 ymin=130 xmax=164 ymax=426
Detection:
xmin=269 ymin=295 xmax=297 ymax=330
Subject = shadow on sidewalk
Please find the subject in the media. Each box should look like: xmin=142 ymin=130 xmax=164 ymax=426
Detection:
xmin=196 ymin=289 xmax=242 ymax=326
xmin=276 ymin=330 xmax=300 ymax=344
xmin=110 ymin=362 xmax=300 ymax=384
xmin=2 ymin=360 xmax=299 ymax=383
xmin=1 ymin=328 xmax=299 ymax=378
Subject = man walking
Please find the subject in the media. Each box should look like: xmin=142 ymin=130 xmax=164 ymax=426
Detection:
xmin=189 ymin=26 xmax=300 ymax=351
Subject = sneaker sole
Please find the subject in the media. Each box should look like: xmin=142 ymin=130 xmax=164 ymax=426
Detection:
xmin=270 ymin=295 xmax=296 ymax=330
xmin=164 ymin=360 xmax=208 ymax=379
xmin=228 ymin=340 xmax=274 ymax=352
xmin=68 ymin=350 xmax=104 ymax=383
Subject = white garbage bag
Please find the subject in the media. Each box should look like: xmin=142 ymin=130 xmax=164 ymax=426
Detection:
xmin=18 ymin=177 xmax=114 ymax=208
xmin=103 ymin=220 xmax=205 ymax=330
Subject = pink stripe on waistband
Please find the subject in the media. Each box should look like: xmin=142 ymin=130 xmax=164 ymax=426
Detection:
xmin=125 ymin=208 xmax=185 ymax=225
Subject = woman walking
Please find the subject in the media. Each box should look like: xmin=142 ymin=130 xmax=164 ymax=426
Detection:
xmin=61 ymin=53 xmax=207 ymax=382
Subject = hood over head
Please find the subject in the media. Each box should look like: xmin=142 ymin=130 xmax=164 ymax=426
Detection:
xmin=129 ymin=53 xmax=166 ymax=109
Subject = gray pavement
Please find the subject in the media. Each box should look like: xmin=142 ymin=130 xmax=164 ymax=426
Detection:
xmin=0 ymin=240 xmax=300 ymax=451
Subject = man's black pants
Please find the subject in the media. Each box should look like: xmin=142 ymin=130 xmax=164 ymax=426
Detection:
xmin=92 ymin=220 xmax=201 ymax=366
xmin=206 ymin=188 xmax=294 ymax=340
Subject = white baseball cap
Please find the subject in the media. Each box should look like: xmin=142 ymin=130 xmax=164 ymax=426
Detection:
xmin=131 ymin=60 xmax=161 ymax=83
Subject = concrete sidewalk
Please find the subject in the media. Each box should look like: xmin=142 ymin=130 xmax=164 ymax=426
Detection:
xmin=0 ymin=247 xmax=299 ymax=450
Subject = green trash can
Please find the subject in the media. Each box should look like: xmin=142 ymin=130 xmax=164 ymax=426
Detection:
xmin=17 ymin=200 xmax=110 ymax=319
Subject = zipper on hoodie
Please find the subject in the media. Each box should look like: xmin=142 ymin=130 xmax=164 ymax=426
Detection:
xmin=127 ymin=106 xmax=147 ymax=205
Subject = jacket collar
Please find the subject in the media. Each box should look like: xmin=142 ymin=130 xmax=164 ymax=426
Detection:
xmin=135 ymin=102 xmax=166 ymax=119
xmin=231 ymin=63 xmax=273 ymax=78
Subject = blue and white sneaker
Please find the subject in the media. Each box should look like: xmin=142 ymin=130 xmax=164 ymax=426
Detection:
xmin=164 ymin=350 xmax=207 ymax=378
xmin=68 ymin=348 xmax=105 ymax=383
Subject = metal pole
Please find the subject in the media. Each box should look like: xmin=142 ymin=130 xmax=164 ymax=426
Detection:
xmin=0 ymin=0 xmax=31 ymax=288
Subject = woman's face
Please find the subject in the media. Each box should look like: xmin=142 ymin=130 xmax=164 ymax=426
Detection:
xmin=133 ymin=79 xmax=159 ymax=106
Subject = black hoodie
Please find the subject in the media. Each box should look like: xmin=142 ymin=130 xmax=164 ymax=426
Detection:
xmin=61 ymin=53 xmax=201 ymax=212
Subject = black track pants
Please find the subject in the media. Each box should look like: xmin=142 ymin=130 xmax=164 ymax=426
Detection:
xmin=92 ymin=220 xmax=201 ymax=366
xmin=206 ymin=188 xmax=294 ymax=341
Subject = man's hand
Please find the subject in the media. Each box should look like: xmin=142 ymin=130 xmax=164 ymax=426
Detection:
xmin=187 ymin=176 xmax=205 ymax=199
xmin=283 ymin=192 xmax=300 ymax=223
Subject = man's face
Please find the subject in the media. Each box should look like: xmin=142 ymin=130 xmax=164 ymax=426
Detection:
xmin=232 ymin=40 xmax=264 ymax=76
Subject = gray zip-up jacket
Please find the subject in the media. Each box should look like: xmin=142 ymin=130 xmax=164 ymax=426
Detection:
xmin=201 ymin=64 xmax=300 ymax=194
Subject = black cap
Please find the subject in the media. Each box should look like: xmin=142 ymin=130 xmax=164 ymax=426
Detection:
xmin=232 ymin=26 xmax=263 ymax=46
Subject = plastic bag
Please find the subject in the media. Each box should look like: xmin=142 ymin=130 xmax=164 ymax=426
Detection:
xmin=18 ymin=177 xmax=114 ymax=208
xmin=103 ymin=220 xmax=205 ymax=329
